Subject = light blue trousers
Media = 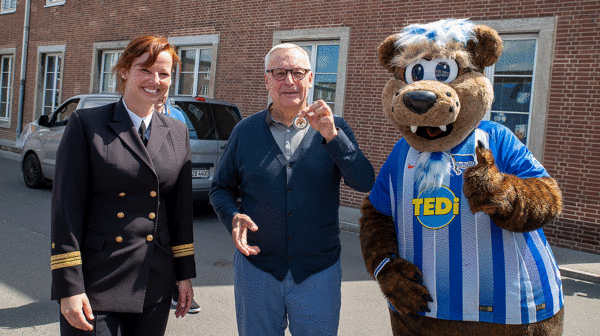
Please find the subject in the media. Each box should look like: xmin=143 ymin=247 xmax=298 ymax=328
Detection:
xmin=234 ymin=250 xmax=342 ymax=336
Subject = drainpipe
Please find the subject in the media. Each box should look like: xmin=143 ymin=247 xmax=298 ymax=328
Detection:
xmin=15 ymin=0 xmax=31 ymax=140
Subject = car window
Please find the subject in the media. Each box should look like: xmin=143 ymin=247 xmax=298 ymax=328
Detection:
xmin=52 ymin=99 xmax=80 ymax=126
xmin=172 ymin=101 xmax=216 ymax=140
xmin=210 ymin=104 xmax=242 ymax=140
xmin=81 ymin=98 xmax=120 ymax=109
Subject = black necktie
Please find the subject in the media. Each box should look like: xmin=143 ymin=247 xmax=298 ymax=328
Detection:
xmin=139 ymin=122 xmax=148 ymax=146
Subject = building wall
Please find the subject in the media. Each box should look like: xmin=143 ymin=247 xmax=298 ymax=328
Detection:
xmin=0 ymin=0 xmax=599 ymax=254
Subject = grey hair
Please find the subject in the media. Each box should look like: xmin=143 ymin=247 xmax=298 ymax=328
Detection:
xmin=264 ymin=43 xmax=311 ymax=71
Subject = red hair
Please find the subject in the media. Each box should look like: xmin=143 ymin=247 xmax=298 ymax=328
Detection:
xmin=113 ymin=35 xmax=180 ymax=94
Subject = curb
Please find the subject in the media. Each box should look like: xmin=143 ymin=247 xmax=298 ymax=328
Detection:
xmin=559 ymin=267 xmax=600 ymax=284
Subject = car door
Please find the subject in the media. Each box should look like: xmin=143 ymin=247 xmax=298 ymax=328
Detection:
xmin=37 ymin=98 xmax=80 ymax=178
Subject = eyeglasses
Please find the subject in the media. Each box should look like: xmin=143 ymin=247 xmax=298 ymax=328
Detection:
xmin=266 ymin=68 xmax=310 ymax=81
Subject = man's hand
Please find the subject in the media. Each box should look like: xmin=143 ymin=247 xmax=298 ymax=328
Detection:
xmin=60 ymin=293 xmax=94 ymax=331
xmin=297 ymin=100 xmax=338 ymax=142
xmin=175 ymin=279 xmax=194 ymax=318
xmin=232 ymin=214 xmax=260 ymax=256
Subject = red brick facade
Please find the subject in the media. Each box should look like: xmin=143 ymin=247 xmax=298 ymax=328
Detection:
xmin=1 ymin=1 xmax=598 ymax=254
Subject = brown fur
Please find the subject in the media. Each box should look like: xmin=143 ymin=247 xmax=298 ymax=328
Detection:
xmin=463 ymin=144 xmax=563 ymax=232
xmin=379 ymin=35 xmax=401 ymax=72
xmin=389 ymin=307 xmax=564 ymax=336
xmin=360 ymin=199 xmax=431 ymax=318
xmin=466 ymin=26 xmax=504 ymax=71
xmin=361 ymin=20 xmax=564 ymax=336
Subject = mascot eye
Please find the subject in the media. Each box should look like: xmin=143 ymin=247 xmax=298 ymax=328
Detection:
xmin=436 ymin=62 xmax=451 ymax=81
xmin=405 ymin=58 xmax=459 ymax=84
xmin=411 ymin=64 xmax=425 ymax=82
xmin=435 ymin=61 xmax=458 ymax=83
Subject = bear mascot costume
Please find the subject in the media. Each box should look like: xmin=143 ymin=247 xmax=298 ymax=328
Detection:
xmin=359 ymin=19 xmax=565 ymax=335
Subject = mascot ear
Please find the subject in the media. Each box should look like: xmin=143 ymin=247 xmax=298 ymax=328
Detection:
xmin=466 ymin=25 xmax=503 ymax=71
xmin=379 ymin=35 xmax=401 ymax=73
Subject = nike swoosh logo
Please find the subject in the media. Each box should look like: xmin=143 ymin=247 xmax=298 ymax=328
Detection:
xmin=408 ymin=164 xmax=415 ymax=169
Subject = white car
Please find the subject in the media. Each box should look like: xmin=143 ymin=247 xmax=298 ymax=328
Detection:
xmin=21 ymin=93 xmax=121 ymax=188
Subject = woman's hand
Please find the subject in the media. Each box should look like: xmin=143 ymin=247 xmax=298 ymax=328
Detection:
xmin=60 ymin=293 xmax=94 ymax=331
xmin=175 ymin=279 xmax=194 ymax=318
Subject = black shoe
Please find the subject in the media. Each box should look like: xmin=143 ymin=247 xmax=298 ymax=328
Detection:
xmin=172 ymin=290 xmax=201 ymax=314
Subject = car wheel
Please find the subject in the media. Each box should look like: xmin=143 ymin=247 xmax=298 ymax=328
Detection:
xmin=23 ymin=153 xmax=46 ymax=189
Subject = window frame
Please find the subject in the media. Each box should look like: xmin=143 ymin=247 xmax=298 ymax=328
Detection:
xmin=169 ymin=35 xmax=220 ymax=98
xmin=89 ymin=40 xmax=130 ymax=94
xmin=477 ymin=17 xmax=557 ymax=162
xmin=0 ymin=49 xmax=15 ymax=128
xmin=34 ymin=45 xmax=65 ymax=120
xmin=485 ymin=34 xmax=539 ymax=147
xmin=272 ymin=27 xmax=350 ymax=116
xmin=41 ymin=53 xmax=63 ymax=116
xmin=294 ymin=40 xmax=340 ymax=110
xmin=98 ymin=50 xmax=123 ymax=93
xmin=1 ymin=0 xmax=16 ymax=14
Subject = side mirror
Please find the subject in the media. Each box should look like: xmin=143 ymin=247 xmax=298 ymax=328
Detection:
xmin=38 ymin=115 xmax=49 ymax=126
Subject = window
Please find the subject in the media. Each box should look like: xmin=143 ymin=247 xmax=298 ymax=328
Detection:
xmin=51 ymin=98 xmax=79 ymax=126
xmin=42 ymin=53 xmax=63 ymax=116
xmin=99 ymin=50 xmax=122 ymax=93
xmin=486 ymin=38 xmax=537 ymax=145
xmin=0 ymin=55 xmax=13 ymax=122
xmin=175 ymin=47 xmax=213 ymax=96
xmin=45 ymin=0 xmax=65 ymax=7
xmin=273 ymin=28 xmax=350 ymax=116
xmin=296 ymin=42 xmax=340 ymax=112
xmin=478 ymin=17 xmax=557 ymax=161
xmin=90 ymin=41 xmax=129 ymax=94
xmin=1 ymin=0 xmax=16 ymax=13
xmin=169 ymin=35 xmax=220 ymax=98
xmin=35 ymin=45 xmax=65 ymax=119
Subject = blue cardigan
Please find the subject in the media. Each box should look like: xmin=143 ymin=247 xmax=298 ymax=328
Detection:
xmin=210 ymin=109 xmax=374 ymax=284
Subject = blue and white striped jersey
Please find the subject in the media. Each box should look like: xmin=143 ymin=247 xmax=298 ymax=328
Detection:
xmin=369 ymin=121 xmax=563 ymax=325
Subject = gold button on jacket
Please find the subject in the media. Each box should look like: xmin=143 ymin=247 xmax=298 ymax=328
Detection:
xmin=149 ymin=212 xmax=156 ymax=219
xmin=117 ymin=212 xmax=124 ymax=218
xmin=119 ymin=192 xmax=126 ymax=197
xmin=150 ymin=191 xmax=157 ymax=197
xmin=146 ymin=235 xmax=154 ymax=242
xmin=115 ymin=236 xmax=123 ymax=243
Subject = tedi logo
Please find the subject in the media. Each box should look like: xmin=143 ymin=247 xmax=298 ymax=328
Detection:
xmin=412 ymin=185 xmax=459 ymax=229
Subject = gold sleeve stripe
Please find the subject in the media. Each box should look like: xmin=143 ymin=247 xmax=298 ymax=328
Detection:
xmin=51 ymin=255 xmax=82 ymax=270
xmin=173 ymin=249 xmax=194 ymax=258
xmin=172 ymin=243 xmax=193 ymax=252
xmin=51 ymin=251 xmax=81 ymax=262
xmin=51 ymin=258 xmax=82 ymax=270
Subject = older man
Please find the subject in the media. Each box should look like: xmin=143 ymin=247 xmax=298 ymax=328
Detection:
xmin=210 ymin=43 xmax=375 ymax=335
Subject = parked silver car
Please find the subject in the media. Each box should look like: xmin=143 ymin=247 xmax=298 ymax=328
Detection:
xmin=21 ymin=93 xmax=242 ymax=203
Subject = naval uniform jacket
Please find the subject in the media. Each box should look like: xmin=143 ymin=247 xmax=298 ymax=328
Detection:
xmin=50 ymin=99 xmax=196 ymax=313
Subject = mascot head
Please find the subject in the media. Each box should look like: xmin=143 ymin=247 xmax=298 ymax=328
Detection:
xmin=380 ymin=19 xmax=503 ymax=153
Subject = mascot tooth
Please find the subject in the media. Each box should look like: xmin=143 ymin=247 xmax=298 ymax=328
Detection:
xmin=359 ymin=19 xmax=564 ymax=336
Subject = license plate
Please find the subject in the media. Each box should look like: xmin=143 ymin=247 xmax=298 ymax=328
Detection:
xmin=192 ymin=168 xmax=209 ymax=178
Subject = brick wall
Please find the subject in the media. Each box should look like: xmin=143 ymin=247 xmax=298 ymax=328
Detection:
xmin=1 ymin=0 xmax=598 ymax=254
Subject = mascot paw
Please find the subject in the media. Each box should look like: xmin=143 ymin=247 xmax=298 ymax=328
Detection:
xmin=378 ymin=258 xmax=433 ymax=318
xmin=463 ymin=141 xmax=515 ymax=216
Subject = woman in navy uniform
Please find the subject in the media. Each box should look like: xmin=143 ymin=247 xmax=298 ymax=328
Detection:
xmin=50 ymin=36 xmax=196 ymax=335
